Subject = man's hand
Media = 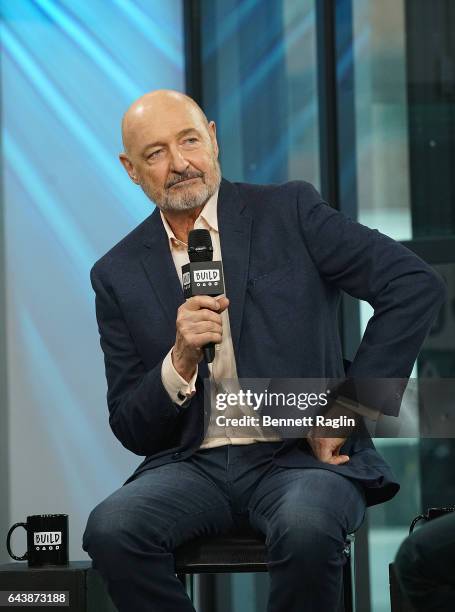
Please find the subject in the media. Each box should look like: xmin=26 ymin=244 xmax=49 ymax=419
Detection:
xmin=172 ymin=295 xmax=229 ymax=381
xmin=306 ymin=436 xmax=350 ymax=465
xmin=306 ymin=401 xmax=358 ymax=465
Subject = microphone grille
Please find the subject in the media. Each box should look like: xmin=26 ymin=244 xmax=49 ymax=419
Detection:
xmin=188 ymin=229 xmax=213 ymax=262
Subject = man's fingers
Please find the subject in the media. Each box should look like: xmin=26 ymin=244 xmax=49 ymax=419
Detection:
xmin=187 ymin=332 xmax=223 ymax=347
xmin=189 ymin=320 xmax=223 ymax=335
xmin=185 ymin=295 xmax=229 ymax=312
xmin=328 ymin=455 xmax=350 ymax=465
xmin=308 ymin=436 xmax=350 ymax=465
xmin=185 ymin=309 xmax=223 ymax=325
xmin=215 ymin=296 xmax=229 ymax=312
xmin=311 ymin=441 xmax=332 ymax=463
xmin=319 ymin=448 xmax=333 ymax=463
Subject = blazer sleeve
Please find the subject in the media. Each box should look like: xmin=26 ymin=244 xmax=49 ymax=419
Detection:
xmin=90 ymin=263 xmax=182 ymax=455
xmin=296 ymin=181 xmax=447 ymax=416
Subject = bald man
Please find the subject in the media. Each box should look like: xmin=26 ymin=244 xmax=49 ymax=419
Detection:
xmin=82 ymin=90 xmax=446 ymax=611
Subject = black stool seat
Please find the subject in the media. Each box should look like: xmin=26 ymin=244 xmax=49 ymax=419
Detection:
xmin=175 ymin=529 xmax=268 ymax=574
xmin=174 ymin=526 xmax=355 ymax=612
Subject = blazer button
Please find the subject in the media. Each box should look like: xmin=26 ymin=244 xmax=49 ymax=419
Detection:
xmin=172 ymin=452 xmax=181 ymax=460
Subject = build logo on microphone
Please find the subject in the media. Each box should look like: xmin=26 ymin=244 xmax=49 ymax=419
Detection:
xmin=193 ymin=269 xmax=220 ymax=286
xmin=182 ymin=261 xmax=224 ymax=298
xmin=33 ymin=531 xmax=62 ymax=551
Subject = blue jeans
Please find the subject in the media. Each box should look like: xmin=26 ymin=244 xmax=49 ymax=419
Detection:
xmin=82 ymin=442 xmax=366 ymax=611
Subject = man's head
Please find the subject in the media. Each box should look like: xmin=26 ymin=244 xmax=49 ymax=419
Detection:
xmin=119 ymin=90 xmax=221 ymax=213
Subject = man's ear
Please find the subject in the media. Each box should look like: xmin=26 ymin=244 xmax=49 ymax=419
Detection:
xmin=119 ymin=153 xmax=139 ymax=184
xmin=208 ymin=121 xmax=219 ymax=159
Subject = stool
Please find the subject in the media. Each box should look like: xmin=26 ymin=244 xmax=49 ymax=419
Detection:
xmin=174 ymin=527 xmax=355 ymax=612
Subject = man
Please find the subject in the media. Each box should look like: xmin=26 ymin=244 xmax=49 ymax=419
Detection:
xmin=394 ymin=512 xmax=455 ymax=610
xmin=82 ymin=90 xmax=446 ymax=611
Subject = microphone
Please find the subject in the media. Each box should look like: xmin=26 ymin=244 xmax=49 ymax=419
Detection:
xmin=182 ymin=229 xmax=225 ymax=364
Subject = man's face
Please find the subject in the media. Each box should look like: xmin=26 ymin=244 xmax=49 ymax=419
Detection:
xmin=121 ymin=100 xmax=221 ymax=212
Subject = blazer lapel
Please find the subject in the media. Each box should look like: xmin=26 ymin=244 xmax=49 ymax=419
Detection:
xmin=141 ymin=209 xmax=184 ymax=327
xmin=217 ymin=179 xmax=252 ymax=361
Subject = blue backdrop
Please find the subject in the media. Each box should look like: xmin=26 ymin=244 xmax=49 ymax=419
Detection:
xmin=1 ymin=0 xmax=184 ymax=560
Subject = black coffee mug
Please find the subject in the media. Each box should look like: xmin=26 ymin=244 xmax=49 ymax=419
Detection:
xmin=6 ymin=514 xmax=69 ymax=567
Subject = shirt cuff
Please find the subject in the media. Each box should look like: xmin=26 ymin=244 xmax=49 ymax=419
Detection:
xmin=335 ymin=396 xmax=380 ymax=421
xmin=161 ymin=347 xmax=197 ymax=407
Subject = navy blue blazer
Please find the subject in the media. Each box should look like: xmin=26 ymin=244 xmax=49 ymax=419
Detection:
xmin=91 ymin=179 xmax=447 ymax=507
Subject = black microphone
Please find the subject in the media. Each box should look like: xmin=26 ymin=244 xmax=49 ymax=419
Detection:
xmin=182 ymin=229 xmax=225 ymax=364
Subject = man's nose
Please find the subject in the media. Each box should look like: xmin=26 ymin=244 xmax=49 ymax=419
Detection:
xmin=169 ymin=147 xmax=189 ymax=173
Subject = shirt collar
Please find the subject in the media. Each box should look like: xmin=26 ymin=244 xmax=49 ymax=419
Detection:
xmin=199 ymin=188 xmax=219 ymax=232
xmin=159 ymin=189 xmax=219 ymax=250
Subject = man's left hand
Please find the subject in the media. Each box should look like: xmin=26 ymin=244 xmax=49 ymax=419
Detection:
xmin=306 ymin=402 xmax=358 ymax=465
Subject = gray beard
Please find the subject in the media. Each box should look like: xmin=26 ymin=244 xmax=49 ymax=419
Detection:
xmin=143 ymin=161 xmax=221 ymax=213
xmin=158 ymin=182 xmax=213 ymax=212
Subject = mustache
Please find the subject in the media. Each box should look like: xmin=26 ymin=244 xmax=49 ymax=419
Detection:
xmin=166 ymin=171 xmax=204 ymax=188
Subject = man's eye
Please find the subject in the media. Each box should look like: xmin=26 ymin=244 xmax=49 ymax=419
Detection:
xmin=184 ymin=138 xmax=198 ymax=144
xmin=149 ymin=149 xmax=163 ymax=159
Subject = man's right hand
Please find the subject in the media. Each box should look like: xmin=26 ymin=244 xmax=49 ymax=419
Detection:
xmin=172 ymin=295 xmax=229 ymax=382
